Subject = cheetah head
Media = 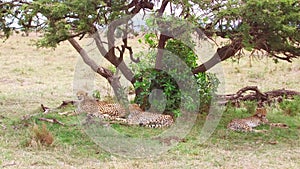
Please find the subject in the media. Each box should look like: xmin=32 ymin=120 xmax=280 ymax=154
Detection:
xmin=255 ymin=107 xmax=268 ymax=124
xmin=76 ymin=90 xmax=88 ymax=101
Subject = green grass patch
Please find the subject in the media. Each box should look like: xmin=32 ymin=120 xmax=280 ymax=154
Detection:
xmin=111 ymin=123 xmax=165 ymax=138
xmin=171 ymin=100 xmax=300 ymax=154
xmin=1 ymin=99 xmax=300 ymax=159
xmin=0 ymin=105 xmax=111 ymax=160
xmin=279 ymin=96 xmax=300 ymax=116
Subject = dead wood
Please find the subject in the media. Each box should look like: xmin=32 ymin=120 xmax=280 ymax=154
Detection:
xmin=217 ymin=86 xmax=300 ymax=106
xmin=0 ymin=123 xmax=6 ymax=130
xmin=38 ymin=117 xmax=65 ymax=126
xmin=40 ymin=100 xmax=76 ymax=114
xmin=2 ymin=161 xmax=17 ymax=168
xmin=56 ymin=100 xmax=76 ymax=109
xmin=41 ymin=104 xmax=50 ymax=113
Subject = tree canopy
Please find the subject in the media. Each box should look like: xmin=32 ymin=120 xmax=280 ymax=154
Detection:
xmin=1 ymin=0 xmax=299 ymax=110
xmin=1 ymin=0 xmax=299 ymax=67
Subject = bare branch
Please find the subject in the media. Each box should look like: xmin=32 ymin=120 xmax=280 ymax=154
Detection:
xmin=38 ymin=117 xmax=65 ymax=126
xmin=68 ymin=38 xmax=113 ymax=78
xmin=157 ymin=0 xmax=169 ymax=16
xmin=217 ymin=86 xmax=300 ymax=106
xmin=129 ymin=0 xmax=154 ymax=14
xmin=193 ymin=39 xmax=242 ymax=74
xmin=121 ymin=30 xmax=140 ymax=63
xmin=155 ymin=34 xmax=171 ymax=69
xmin=94 ymin=24 xmax=136 ymax=84
xmin=270 ymin=53 xmax=293 ymax=63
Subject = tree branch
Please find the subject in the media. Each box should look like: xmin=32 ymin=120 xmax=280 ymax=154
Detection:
xmin=155 ymin=24 xmax=186 ymax=69
xmin=157 ymin=0 xmax=169 ymax=16
xmin=93 ymin=32 xmax=136 ymax=84
xmin=68 ymin=38 xmax=113 ymax=79
xmin=129 ymin=0 xmax=154 ymax=14
xmin=121 ymin=32 xmax=140 ymax=63
xmin=68 ymin=37 xmax=128 ymax=101
xmin=193 ymin=39 xmax=242 ymax=74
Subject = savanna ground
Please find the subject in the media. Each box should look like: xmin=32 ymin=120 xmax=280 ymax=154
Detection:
xmin=0 ymin=34 xmax=300 ymax=168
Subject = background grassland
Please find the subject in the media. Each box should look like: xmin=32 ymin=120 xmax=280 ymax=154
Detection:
xmin=0 ymin=34 xmax=299 ymax=168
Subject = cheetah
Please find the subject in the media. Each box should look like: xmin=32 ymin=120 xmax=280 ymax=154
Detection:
xmin=76 ymin=90 xmax=127 ymax=121
xmin=227 ymin=107 xmax=269 ymax=132
xmin=127 ymin=110 xmax=174 ymax=128
xmin=76 ymin=90 xmax=174 ymax=128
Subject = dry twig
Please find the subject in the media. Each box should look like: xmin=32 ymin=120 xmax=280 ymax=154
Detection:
xmin=38 ymin=117 xmax=65 ymax=126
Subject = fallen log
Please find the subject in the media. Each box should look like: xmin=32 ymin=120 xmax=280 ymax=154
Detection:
xmin=217 ymin=86 xmax=300 ymax=106
xmin=41 ymin=100 xmax=76 ymax=114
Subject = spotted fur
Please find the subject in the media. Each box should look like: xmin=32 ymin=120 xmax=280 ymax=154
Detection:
xmin=76 ymin=90 xmax=174 ymax=128
xmin=227 ymin=107 xmax=269 ymax=132
xmin=127 ymin=111 xmax=174 ymax=128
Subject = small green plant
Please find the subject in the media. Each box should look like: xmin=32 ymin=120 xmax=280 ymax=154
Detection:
xmin=172 ymin=109 xmax=182 ymax=118
xmin=195 ymin=72 xmax=220 ymax=108
xmin=243 ymin=100 xmax=256 ymax=114
xmin=107 ymin=65 xmax=116 ymax=74
xmin=279 ymin=96 xmax=300 ymax=116
xmin=92 ymin=90 xmax=101 ymax=100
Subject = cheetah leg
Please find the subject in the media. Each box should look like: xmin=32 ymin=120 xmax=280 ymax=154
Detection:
xmin=115 ymin=117 xmax=127 ymax=123
xmin=58 ymin=111 xmax=78 ymax=116
xmin=252 ymin=129 xmax=268 ymax=133
xmin=268 ymin=123 xmax=289 ymax=129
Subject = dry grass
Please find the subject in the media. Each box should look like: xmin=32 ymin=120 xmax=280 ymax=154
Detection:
xmin=0 ymin=34 xmax=299 ymax=168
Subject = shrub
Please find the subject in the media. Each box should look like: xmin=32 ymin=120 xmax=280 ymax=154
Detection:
xmin=131 ymin=37 xmax=219 ymax=115
xmin=29 ymin=124 xmax=54 ymax=147
xmin=279 ymin=96 xmax=300 ymax=116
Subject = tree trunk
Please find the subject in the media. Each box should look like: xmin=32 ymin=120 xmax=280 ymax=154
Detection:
xmin=155 ymin=34 xmax=171 ymax=69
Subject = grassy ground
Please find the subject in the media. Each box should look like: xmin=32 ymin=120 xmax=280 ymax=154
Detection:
xmin=0 ymin=34 xmax=299 ymax=168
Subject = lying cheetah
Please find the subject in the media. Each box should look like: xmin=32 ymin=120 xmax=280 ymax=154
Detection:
xmin=127 ymin=110 xmax=174 ymax=128
xmin=227 ymin=107 xmax=269 ymax=132
xmin=76 ymin=90 xmax=174 ymax=128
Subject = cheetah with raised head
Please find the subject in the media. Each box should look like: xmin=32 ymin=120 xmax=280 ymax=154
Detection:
xmin=76 ymin=90 xmax=174 ymax=128
xmin=227 ymin=107 xmax=269 ymax=132
xmin=76 ymin=90 xmax=127 ymax=121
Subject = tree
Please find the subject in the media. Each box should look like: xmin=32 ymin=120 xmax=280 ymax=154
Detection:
xmin=1 ymin=0 xmax=299 ymax=112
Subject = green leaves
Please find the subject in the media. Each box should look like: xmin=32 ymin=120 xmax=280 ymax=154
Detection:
xmin=165 ymin=39 xmax=197 ymax=69
xmin=144 ymin=33 xmax=157 ymax=48
xmin=1 ymin=0 xmax=298 ymax=61
xmin=208 ymin=0 xmax=300 ymax=59
xmin=132 ymin=39 xmax=219 ymax=114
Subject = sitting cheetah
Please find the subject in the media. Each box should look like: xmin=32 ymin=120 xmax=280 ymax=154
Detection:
xmin=227 ymin=107 xmax=269 ymax=132
xmin=76 ymin=90 xmax=127 ymax=121
xmin=76 ymin=90 xmax=174 ymax=128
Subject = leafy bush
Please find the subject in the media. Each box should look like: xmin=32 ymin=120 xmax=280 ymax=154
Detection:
xmin=134 ymin=68 xmax=181 ymax=113
xmin=131 ymin=37 xmax=219 ymax=115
